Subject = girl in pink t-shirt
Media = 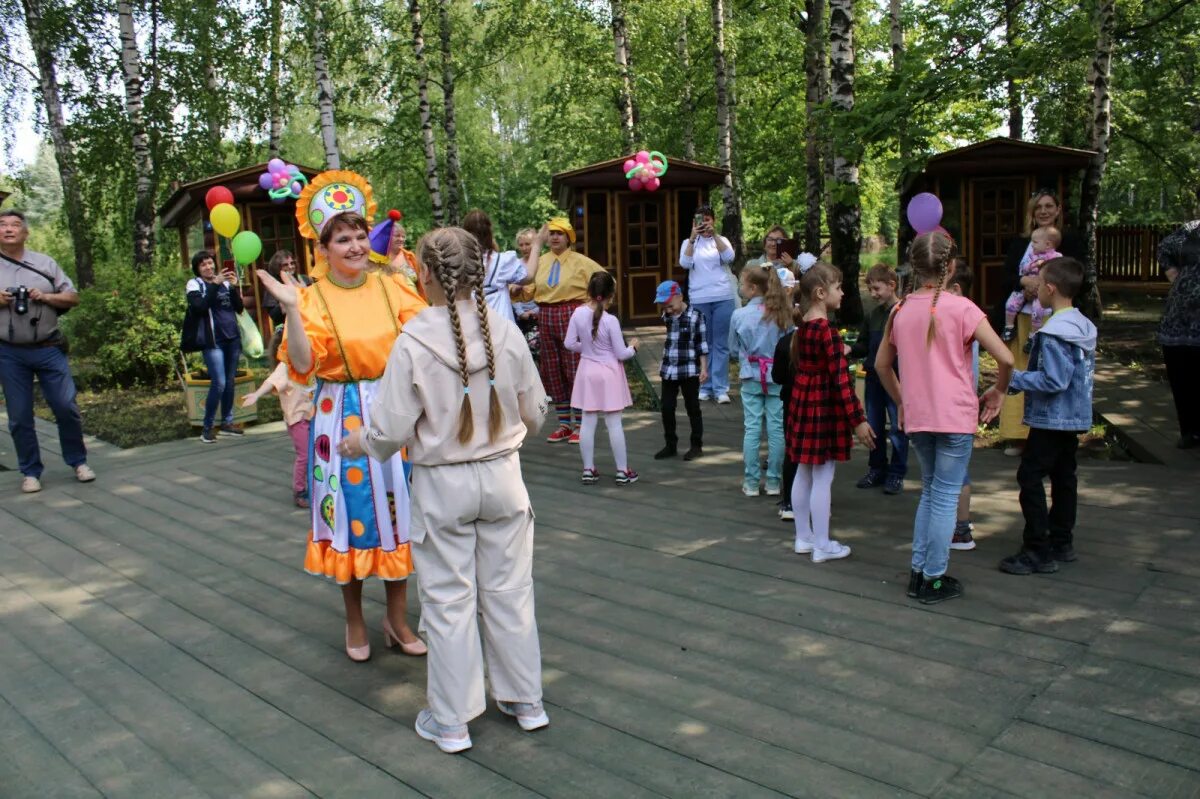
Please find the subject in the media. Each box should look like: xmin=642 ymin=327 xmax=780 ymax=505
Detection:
xmin=875 ymin=232 xmax=1013 ymax=605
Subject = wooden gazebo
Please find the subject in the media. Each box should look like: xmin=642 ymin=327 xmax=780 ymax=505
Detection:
xmin=903 ymin=137 xmax=1095 ymax=309
xmin=158 ymin=162 xmax=321 ymax=334
xmin=551 ymin=157 xmax=729 ymax=322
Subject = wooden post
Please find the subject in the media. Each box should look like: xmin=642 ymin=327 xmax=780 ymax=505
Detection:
xmin=1140 ymin=225 xmax=1151 ymax=282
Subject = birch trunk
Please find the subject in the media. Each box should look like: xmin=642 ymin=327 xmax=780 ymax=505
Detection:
xmin=611 ymin=0 xmax=637 ymax=152
xmin=312 ymin=4 xmax=341 ymax=169
xmin=1005 ymin=0 xmax=1022 ymax=139
xmin=1078 ymin=0 xmax=1114 ymax=321
xmin=677 ymin=18 xmax=695 ymax=160
xmin=267 ymin=0 xmax=283 ymax=158
xmin=409 ymin=0 xmax=443 ymax=226
xmin=19 ymin=0 xmax=95 ymax=287
xmin=803 ymin=0 xmax=825 ymax=255
xmin=118 ymin=0 xmax=156 ymax=270
xmin=437 ymin=0 xmax=461 ymax=225
xmin=711 ymin=0 xmax=743 ymax=260
xmin=828 ymin=0 xmax=863 ymax=323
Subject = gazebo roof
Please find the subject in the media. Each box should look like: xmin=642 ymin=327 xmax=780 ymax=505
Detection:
xmin=922 ymin=137 xmax=1095 ymax=176
xmin=551 ymin=156 xmax=728 ymax=205
xmin=158 ymin=162 xmax=321 ymax=229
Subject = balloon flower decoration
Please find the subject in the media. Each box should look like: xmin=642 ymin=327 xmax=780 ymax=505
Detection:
xmin=621 ymin=150 xmax=669 ymax=192
xmin=258 ymin=158 xmax=309 ymax=203
xmin=204 ymin=185 xmax=263 ymax=267
xmin=906 ymin=192 xmax=945 ymax=235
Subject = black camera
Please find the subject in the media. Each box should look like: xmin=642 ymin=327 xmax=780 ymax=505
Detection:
xmin=5 ymin=286 xmax=29 ymax=315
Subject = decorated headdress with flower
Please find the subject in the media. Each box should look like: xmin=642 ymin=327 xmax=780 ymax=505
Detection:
xmin=796 ymin=252 xmax=818 ymax=274
xmin=295 ymin=170 xmax=388 ymax=279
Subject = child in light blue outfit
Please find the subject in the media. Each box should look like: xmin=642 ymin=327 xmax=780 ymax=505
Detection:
xmin=729 ymin=264 xmax=794 ymax=496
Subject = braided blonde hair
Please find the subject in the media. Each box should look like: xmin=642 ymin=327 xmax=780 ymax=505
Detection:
xmin=883 ymin=231 xmax=958 ymax=348
xmin=418 ymin=227 xmax=503 ymax=443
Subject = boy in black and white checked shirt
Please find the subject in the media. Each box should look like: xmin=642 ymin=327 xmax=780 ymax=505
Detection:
xmin=654 ymin=281 xmax=708 ymax=461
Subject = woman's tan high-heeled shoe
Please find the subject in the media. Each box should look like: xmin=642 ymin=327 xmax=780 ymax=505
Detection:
xmin=383 ymin=618 xmax=428 ymax=656
xmin=345 ymin=626 xmax=371 ymax=662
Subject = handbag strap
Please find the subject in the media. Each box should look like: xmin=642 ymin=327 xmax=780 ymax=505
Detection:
xmin=0 ymin=251 xmax=61 ymax=287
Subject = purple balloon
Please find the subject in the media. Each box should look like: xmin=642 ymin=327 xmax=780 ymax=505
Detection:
xmin=267 ymin=158 xmax=286 ymax=173
xmin=906 ymin=192 xmax=943 ymax=234
xmin=290 ymin=181 xmax=302 ymax=195
xmin=258 ymin=173 xmax=273 ymax=190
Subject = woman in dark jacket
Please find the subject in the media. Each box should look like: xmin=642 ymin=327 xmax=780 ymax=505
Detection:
xmin=182 ymin=250 xmax=244 ymax=442
xmin=1158 ymin=221 xmax=1200 ymax=448
xmin=994 ymin=189 xmax=1089 ymax=454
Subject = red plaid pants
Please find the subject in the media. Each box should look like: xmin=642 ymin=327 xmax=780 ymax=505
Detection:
xmin=537 ymin=301 xmax=582 ymax=404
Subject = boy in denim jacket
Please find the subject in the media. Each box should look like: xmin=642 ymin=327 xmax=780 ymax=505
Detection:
xmin=994 ymin=257 xmax=1097 ymax=576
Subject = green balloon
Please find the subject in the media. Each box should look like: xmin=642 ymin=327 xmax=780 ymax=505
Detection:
xmin=231 ymin=231 xmax=263 ymax=265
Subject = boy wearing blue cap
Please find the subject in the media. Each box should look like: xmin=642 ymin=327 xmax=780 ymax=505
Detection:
xmin=655 ymin=280 xmax=708 ymax=460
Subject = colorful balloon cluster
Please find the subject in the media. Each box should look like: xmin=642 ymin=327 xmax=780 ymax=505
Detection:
xmin=622 ymin=150 xmax=669 ymax=192
xmin=258 ymin=158 xmax=308 ymax=203
xmin=204 ymin=186 xmax=263 ymax=266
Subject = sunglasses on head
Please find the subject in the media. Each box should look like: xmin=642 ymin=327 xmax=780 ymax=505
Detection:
xmin=1031 ymin=188 xmax=1058 ymax=199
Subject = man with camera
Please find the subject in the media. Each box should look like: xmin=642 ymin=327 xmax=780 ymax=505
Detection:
xmin=0 ymin=209 xmax=94 ymax=493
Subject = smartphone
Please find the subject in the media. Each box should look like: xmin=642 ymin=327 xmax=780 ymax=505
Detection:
xmin=693 ymin=212 xmax=705 ymax=228
xmin=777 ymin=238 xmax=799 ymax=258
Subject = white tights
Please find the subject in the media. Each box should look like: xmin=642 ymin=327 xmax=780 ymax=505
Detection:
xmin=792 ymin=461 xmax=835 ymax=548
xmin=579 ymin=411 xmax=627 ymax=472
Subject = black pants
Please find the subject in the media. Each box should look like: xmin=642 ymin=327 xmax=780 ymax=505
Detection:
xmin=1018 ymin=427 xmax=1079 ymax=555
xmin=1163 ymin=345 xmax=1200 ymax=441
xmin=662 ymin=376 xmax=703 ymax=448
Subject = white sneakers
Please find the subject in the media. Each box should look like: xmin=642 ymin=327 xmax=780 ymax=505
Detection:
xmin=716 ymin=393 xmax=731 ymax=404
xmin=496 ymin=700 xmax=550 ymax=731
xmin=75 ymin=464 xmax=96 ymax=483
xmin=19 ymin=465 xmax=95 ymax=494
xmin=414 ymin=709 xmax=472 ymax=753
xmin=20 ymin=476 xmax=41 ymax=493
xmin=795 ymin=538 xmax=852 ymax=563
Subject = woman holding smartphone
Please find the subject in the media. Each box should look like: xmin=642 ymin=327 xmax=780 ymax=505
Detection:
xmin=182 ymin=250 xmax=244 ymax=443
xmin=680 ymin=205 xmax=736 ymax=403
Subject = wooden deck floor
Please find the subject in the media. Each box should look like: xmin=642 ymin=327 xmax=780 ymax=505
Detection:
xmin=1 ymin=406 xmax=1199 ymax=798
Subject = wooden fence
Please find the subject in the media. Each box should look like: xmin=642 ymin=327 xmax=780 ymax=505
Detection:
xmin=1096 ymin=224 xmax=1175 ymax=284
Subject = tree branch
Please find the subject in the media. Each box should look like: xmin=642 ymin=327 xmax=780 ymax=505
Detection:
xmin=0 ymin=52 xmax=39 ymax=82
xmin=1115 ymin=0 xmax=1197 ymax=38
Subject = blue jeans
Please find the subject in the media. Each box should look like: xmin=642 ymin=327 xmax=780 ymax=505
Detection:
xmin=201 ymin=338 xmax=242 ymax=428
xmin=0 ymin=343 xmax=87 ymax=478
xmin=909 ymin=432 xmax=974 ymax=578
xmin=865 ymin=378 xmax=908 ymax=477
xmin=741 ymin=381 xmax=783 ymax=490
xmin=693 ymin=299 xmax=733 ymax=396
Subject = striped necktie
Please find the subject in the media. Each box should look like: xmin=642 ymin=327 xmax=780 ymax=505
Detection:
xmin=547 ymin=259 xmax=561 ymax=288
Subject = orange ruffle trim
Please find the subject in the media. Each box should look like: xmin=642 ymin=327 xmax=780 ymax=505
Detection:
xmin=304 ymin=538 xmax=413 ymax=584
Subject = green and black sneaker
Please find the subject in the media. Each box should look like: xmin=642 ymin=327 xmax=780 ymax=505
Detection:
xmin=918 ymin=574 xmax=963 ymax=605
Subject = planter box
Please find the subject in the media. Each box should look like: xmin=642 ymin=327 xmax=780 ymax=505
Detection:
xmin=182 ymin=368 xmax=258 ymax=427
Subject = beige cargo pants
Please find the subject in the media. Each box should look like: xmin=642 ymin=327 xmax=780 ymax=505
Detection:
xmin=409 ymin=452 xmax=543 ymax=726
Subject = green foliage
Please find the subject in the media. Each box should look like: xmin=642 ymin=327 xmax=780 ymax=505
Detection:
xmin=64 ymin=261 xmax=187 ymax=389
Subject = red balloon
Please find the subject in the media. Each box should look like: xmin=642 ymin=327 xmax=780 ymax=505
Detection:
xmin=629 ymin=178 xmax=644 ymax=192
xmin=205 ymin=186 xmax=234 ymax=211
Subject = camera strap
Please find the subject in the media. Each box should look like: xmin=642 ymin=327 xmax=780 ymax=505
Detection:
xmin=0 ymin=251 xmax=61 ymax=288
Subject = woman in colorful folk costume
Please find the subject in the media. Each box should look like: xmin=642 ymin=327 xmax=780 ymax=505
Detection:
xmin=523 ymin=217 xmax=606 ymax=443
xmin=258 ymin=171 xmax=428 ymax=662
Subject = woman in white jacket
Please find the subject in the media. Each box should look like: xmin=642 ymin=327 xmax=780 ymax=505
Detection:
xmin=340 ymin=226 xmax=550 ymax=754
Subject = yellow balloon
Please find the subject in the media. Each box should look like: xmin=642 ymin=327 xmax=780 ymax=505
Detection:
xmin=210 ymin=203 xmax=241 ymax=238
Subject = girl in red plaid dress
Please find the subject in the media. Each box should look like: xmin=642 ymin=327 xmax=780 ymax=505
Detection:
xmin=787 ymin=262 xmax=875 ymax=562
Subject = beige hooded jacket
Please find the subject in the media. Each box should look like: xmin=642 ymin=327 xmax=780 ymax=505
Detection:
xmin=363 ymin=301 xmax=548 ymax=465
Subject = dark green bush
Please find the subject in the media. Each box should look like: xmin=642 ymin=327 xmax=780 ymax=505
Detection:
xmin=65 ymin=262 xmax=187 ymax=388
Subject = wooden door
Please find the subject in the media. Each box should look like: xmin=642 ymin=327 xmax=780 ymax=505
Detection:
xmin=618 ymin=193 xmax=667 ymax=322
xmin=971 ymin=178 xmax=1026 ymax=309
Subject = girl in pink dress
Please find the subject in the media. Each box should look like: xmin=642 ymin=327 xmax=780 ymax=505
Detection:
xmin=564 ymin=271 xmax=641 ymax=485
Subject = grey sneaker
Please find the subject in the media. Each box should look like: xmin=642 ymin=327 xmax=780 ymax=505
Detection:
xmin=414 ymin=708 xmax=472 ymax=753
xmin=496 ymin=699 xmax=550 ymax=731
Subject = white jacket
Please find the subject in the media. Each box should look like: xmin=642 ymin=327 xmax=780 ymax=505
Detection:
xmin=364 ymin=301 xmax=548 ymax=466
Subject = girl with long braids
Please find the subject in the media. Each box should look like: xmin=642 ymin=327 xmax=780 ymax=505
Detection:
xmin=875 ymin=232 xmax=1014 ymax=604
xmin=563 ymin=271 xmax=641 ymax=485
xmin=340 ymin=227 xmax=550 ymax=754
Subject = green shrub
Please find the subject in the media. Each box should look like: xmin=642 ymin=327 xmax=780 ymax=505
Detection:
xmin=65 ymin=262 xmax=187 ymax=388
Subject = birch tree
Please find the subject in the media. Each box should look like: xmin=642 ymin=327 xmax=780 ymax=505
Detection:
xmin=311 ymin=3 xmax=340 ymax=169
xmin=16 ymin=0 xmax=95 ymax=286
xmin=828 ymin=0 xmax=862 ymax=322
xmin=409 ymin=0 xmax=443 ymax=226
xmin=803 ymin=0 xmax=826 ymax=255
xmin=437 ymin=0 xmax=461 ymax=225
xmin=611 ymin=0 xmax=637 ymax=152
xmin=267 ymin=0 xmax=283 ymax=158
xmin=676 ymin=16 xmax=694 ymax=160
xmin=1004 ymin=0 xmax=1021 ymax=139
xmin=1078 ymin=0 xmax=1114 ymax=320
xmin=711 ymin=0 xmax=743 ymax=259
xmin=118 ymin=0 xmax=155 ymax=270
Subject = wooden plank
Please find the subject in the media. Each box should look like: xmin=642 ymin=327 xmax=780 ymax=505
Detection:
xmin=953 ymin=747 xmax=1152 ymax=799
xmin=0 ymin=693 xmax=102 ymax=799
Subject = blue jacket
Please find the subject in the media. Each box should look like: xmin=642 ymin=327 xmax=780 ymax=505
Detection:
xmin=1009 ymin=308 xmax=1097 ymax=431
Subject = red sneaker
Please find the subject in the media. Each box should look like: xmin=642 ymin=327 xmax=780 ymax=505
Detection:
xmin=546 ymin=425 xmax=572 ymax=443
xmin=569 ymin=428 xmax=580 ymax=445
